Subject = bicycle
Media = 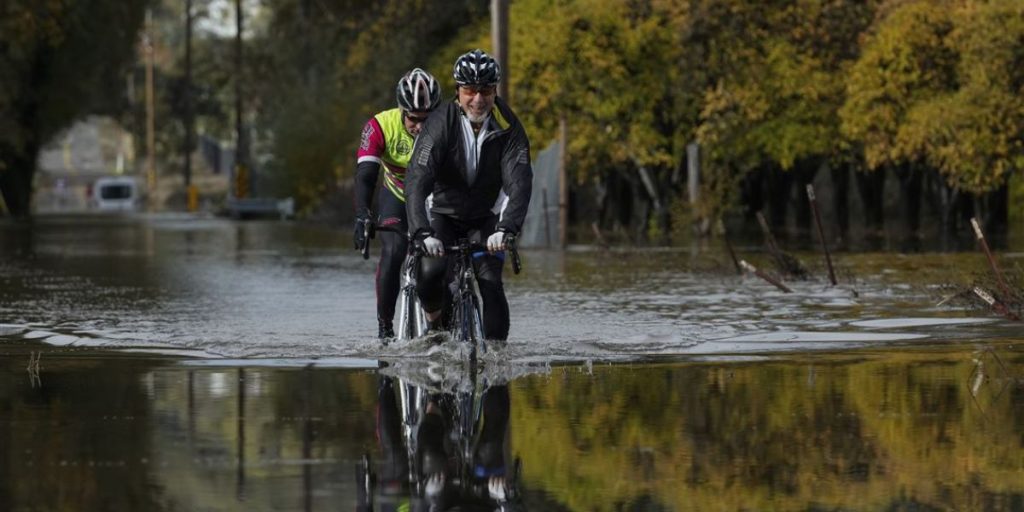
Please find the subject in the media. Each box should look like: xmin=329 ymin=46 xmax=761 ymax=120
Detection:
xmin=365 ymin=226 xmax=523 ymax=355
xmin=363 ymin=224 xmax=429 ymax=342
xmin=442 ymin=235 xmax=521 ymax=363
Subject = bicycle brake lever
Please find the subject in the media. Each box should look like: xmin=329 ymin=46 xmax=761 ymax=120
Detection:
xmin=361 ymin=223 xmax=371 ymax=260
xmin=507 ymin=235 xmax=521 ymax=275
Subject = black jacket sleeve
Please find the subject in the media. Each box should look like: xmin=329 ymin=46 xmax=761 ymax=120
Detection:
xmin=496 ymin=120 xmax=533 ymax=234
xmin=405 ymin=109 xmax=448 ymax=238
xmin=353 ymin=160 xmax=380 ymax=216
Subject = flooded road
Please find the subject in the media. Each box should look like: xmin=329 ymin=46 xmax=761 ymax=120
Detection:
xmin=2 ymin=215 xmax=1023 ymax=510
xmin=1 ymin=215 xmax=1021 ymax=360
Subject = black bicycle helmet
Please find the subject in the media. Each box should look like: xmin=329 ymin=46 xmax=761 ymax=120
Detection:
xmin=453 ymin=49 xmax=501 ymax=86
xmin=396 ymin=68 xmax=441 ymax=112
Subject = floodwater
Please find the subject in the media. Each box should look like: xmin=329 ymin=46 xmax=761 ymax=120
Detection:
xmin=2 ymin=215 xmax=1023 ymax=511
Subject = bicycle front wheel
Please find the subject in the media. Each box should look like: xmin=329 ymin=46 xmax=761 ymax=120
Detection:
xmin=396 ymin=285 xmax=425 ymax=340
xmin=454 ymin=293 xmax=487 ymax=362
xmin=454 ymin=292 xmax=477 ymax=344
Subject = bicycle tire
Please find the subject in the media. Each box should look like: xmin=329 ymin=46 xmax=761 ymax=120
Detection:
xmin=468 ymin=275 xmax=486 ymax=350
xmin=454 ymin=291 xmax=475 ymax=344
xmin=396 ymin=288 xmax=411 ymax=340
xmin=395 ymin=254 xmax=427 ymax=340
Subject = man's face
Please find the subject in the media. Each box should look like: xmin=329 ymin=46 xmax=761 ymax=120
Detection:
xmin=457 ymin=85 xmax=496 ymax=124
xmin=402 ymin=111 xmax=430 ymax=136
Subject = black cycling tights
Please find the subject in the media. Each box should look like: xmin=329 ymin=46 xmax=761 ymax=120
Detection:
xmin=376 ymin=230 xmax=407 ymax=325
xmin=375 ymin=190 xmax=407 ymax=326
xmin=416 ymin=215 xmax=510 ymax=341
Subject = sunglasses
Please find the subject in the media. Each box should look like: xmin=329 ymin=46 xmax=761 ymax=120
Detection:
xmin=460 ymin=85 xmax=497 ymax=97
xmin=404 ymin=112 xmax=430 ymax=124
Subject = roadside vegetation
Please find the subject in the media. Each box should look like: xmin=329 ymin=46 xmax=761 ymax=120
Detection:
xmin=3 ymin=0 xmax=1023 ymax=246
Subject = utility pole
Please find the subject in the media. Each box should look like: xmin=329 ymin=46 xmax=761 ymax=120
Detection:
xmin=559 ymin=115 xmax=568 ymax=249
xmin=491 ymin=0 xmax=509 ymax=101
xmin=233 ymin=0 xmax=248 ymax=199
xmin=301 ymin=0 xmax=315 ymax=87
xmin=184 ymin=0 xmax=197 ymax=211
xmin=144 ymin=9 xmax=157 ymax=211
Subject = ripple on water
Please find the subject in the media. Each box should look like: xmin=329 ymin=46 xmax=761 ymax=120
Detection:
xmin=2 ymin=220 xmax=1020 ymax=362
xmin=0 ymin=324 xmax=28 ymax=337
xmin=713 ymin=331 xmax=928 ymax=343
xmin=849 ymin=317 xmax=994 ymax=329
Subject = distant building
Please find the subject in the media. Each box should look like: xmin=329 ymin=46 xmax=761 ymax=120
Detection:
xmin=34 ymin=116 xmax=230 ymax=213
xmin=35 ymin=116 xmax=135 ymax=213
xmin=198 ymin=134 xmax=234 ymax=174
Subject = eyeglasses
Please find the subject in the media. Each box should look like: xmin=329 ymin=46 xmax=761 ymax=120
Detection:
xmin=459 ymin=85 xmax=497 ymax=97
xmin=404 ymin=112 xmax=430 ymax=124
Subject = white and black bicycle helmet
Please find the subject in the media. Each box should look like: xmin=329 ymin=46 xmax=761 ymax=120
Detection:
xmin=396 ymin=68 xmax=441 ymax=112
xmin=453 ymin=49 xmax=501 ymax=86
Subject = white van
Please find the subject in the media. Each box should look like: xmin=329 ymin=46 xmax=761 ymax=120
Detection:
xmin=91 ymin=176 xmax=139 ymax=212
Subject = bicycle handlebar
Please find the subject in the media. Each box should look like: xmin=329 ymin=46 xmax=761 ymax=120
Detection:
xmin=444 ymin=237 xmax=521 ymax=275
xmin=373 ymin=226 xmax=522 ymax=275
xmin=360 ymin=222 xmax=408 ymax=258
xmin=506 ymin=234 xmax=522 ymax=275
xmin=444 ymin=240 xmax=486 ymax=253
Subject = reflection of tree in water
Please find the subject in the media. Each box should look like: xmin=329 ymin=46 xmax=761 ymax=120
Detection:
xmin=145 ymin=365 xmax=378 ymax=510
xmin=511 ymin=356 xmax=1024 ymax=511
xmin=0 ymin=353 xmax=164 ymax=511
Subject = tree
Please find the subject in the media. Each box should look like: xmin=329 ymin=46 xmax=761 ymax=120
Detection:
xmin=840 ymin=0 xmax=958 ymax=172
xmin=247 ymin=0 xmax=487 ymax=215
xmin=508 ymin=0 xmax=698 ymax=242
xmin=897 ymin=0 xmax=1024 ymax=193
xmin=0 ymin=0 xmax=147 ymax=219
xmin=696 ymin=0 xmax=878 ymax=230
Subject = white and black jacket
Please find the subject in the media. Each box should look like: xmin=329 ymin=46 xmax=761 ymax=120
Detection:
xmin=405 ymin=96 xmax=533 ymax=238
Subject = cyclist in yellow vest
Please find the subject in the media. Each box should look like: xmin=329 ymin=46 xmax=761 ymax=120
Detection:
xmin=353 ymin=68 xmax=441 ymax=339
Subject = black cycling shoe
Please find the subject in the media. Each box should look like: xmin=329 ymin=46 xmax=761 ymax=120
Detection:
xmin=378 ymin=320 xmax=395 ymax=340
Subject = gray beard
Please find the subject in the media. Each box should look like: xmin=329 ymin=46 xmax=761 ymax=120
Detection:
xmin=466 ymin=111 xmax=488 ymax=124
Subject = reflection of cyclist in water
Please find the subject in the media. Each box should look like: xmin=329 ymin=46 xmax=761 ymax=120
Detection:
xmin=368 ymin=376 xmax=412 ymax=508
xmin=418 ymin=385 xmax=514 ymax=509
xmin=361 ymin=373 xmax=521 ymax=511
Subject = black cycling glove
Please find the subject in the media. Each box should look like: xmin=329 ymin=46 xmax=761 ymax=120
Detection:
xmin=353 ymin=210 xmax=375 ymax=251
